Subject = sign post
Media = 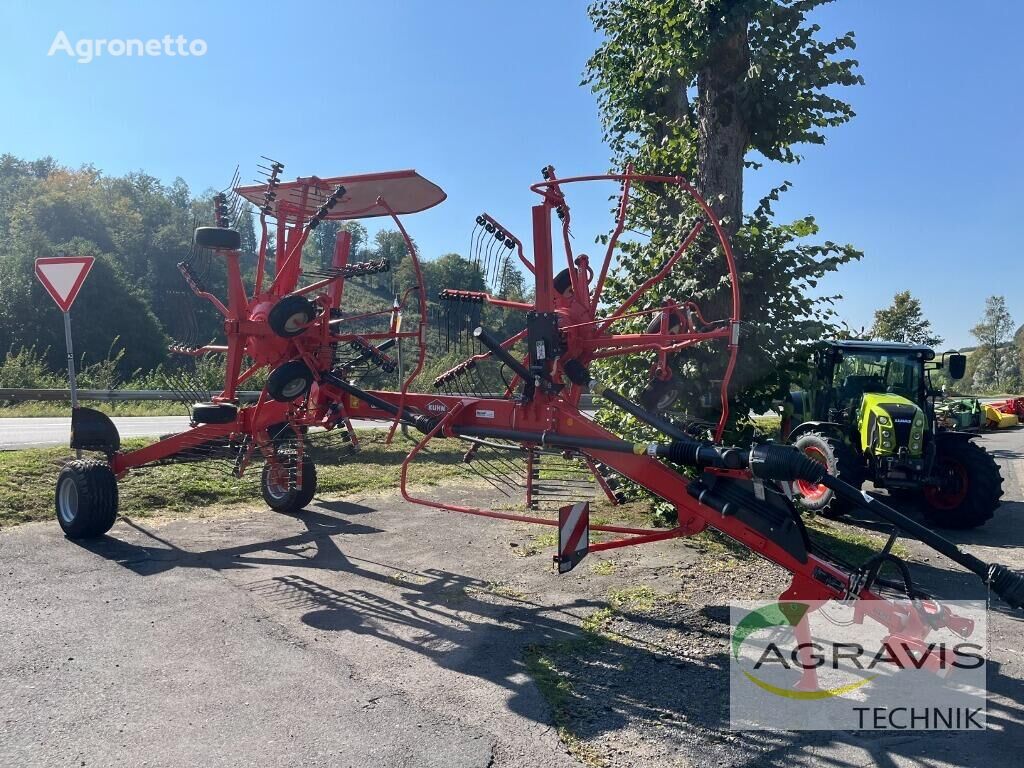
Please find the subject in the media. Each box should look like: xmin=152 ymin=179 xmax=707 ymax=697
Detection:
xmin=34 ymin=256 xmax=95 ymax=456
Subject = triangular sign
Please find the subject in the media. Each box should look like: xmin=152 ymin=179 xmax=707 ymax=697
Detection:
xmin=35 ymin=256 xmax=95 ymax=312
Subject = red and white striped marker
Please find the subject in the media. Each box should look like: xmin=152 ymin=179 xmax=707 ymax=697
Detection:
xmin=555 ymin=501 xmax=590 ymax=573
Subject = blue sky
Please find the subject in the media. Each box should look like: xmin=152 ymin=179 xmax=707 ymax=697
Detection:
xmin=0 ymin=0 xmax=1020 ymax=349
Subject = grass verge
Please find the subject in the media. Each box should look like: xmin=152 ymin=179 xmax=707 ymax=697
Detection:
xmin=0 ymin=400 xmax=190 ymax=417
xmin=0 ymin=432 xmax=466 ymax=530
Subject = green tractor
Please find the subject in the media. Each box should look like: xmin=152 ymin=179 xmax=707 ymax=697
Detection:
xmin=783 ymin=340 xmax=1003 ymax=529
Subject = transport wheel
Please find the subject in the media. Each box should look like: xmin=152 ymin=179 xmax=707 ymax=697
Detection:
xmin=55 ymin=460 xmax=118 ymax=539
xmin=640 ymin=374 xmax=680 ymax=412
xmin=644 ymin=311 xmax=683 ymax=334
xmin=266 ymin=360 xmax=314 ymax=402
xmin=194 ymin=226 xmax=241 ymax=251
xmin=922 ymin=440 xmax=1003 ymax=529
xmin=261 ymin=457 xmax=317 ymax=513
xmin=191 ymin=402 xmax=238 ymax=424
xmin=791 ymin=431 xmax=864 ymax=519
xmin=268 ymin=295 xmax=315 ymax=338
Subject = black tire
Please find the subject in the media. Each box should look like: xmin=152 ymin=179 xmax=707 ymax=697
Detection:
xmin=644 ymin=311 xmax=683 ymax=335
xmin=192 ymin=402 xmax=238 ymax=424
xmin=266 ymin=360 xmax=314 ymax=402
xmin=261 ymin=457 xmax=317 ymax=513
xmin=640 ymin=375 xmax=680 ymax=412
xmin=55 ymin=460 xmax=118 ymax=539
xmin=922 ymin=440 xmax=1003 ymax=529
xmin=194 ymin=226 xmax=241 ymax=251
xmin=268 ymin=295 xmax=315 ymax=338
xmin=791 ymin=431 xmax=864 ymax=519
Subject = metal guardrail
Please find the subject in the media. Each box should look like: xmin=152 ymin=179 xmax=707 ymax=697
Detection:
xmin=0 ymin=388 xmax=261 ymax=403
xmin=0 ymin=388 xmax=596 ymax=407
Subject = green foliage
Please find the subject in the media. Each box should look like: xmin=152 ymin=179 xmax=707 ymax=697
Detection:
xmin=585 ymin=1 xmax=862 ymax=443
xmin=0 ymin=346 xmax=62 ymax=388
xmin=970 ymin=296 xmax=1019 ymax=393
xmin=0 ymin=152 xmax=508 ymax=394
xmin=870 ymin=290 xmax=943 ymax=346
xmin=586 ymin=0 xmax=863 ymax=175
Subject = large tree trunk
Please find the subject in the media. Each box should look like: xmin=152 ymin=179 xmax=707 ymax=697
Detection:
xmin=696 ymin=20 xmax=750 ymax=240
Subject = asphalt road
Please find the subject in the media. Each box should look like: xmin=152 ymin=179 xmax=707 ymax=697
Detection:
xmin=0 ymin=416 xmax=406 ymax=450
xmin=1 ymin=431 xmax=1023 ymax=767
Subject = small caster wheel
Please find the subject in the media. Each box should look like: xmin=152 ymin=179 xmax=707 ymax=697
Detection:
xmin=266 ymin=360 xmax=314 ymax=402
xmin=268 ymin=295 xmax=315 ymax=338
xmin=261 ymin=457 xmax=317 ymax=514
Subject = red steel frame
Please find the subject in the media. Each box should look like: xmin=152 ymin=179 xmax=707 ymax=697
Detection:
xmin=103 ymin=165 xmax=979 ymax=679
xmin=320 ymin=168 xmax=978 ymax=677
xmin=110 ymin=171 xmax=436 ymax=484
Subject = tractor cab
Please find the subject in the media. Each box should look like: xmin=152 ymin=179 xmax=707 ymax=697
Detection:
xmin=784 ymin=340 xmax=1001 ymax=530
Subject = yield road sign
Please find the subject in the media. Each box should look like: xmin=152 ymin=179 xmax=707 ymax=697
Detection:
xmin=34 ymin=256 xmax=95 ymax=312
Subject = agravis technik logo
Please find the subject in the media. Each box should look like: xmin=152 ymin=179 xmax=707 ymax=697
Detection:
xmin=729 ymin=600 xmax=987 ymax=730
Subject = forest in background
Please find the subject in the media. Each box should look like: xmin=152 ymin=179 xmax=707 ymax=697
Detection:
xmin=0 ymin=154 xmax=528 ymax=395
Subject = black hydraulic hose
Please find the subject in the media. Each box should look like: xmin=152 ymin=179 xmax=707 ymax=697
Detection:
xmin=742 ymin=441 xmax=1024 ymax=610
xmin=321 ymin=373 xmax=436 ymax=433
xmin=453 ymin=425 xmax=640 ymax=456
xmin=473 ymin=326 xmax=532 ymax=381
xmin=561 ymin=359 xmax=744 ymax=469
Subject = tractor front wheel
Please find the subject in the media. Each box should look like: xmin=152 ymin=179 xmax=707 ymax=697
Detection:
xmin=922 ymin=440 xmax=1003 ymax=529
xmin=791 ymin=431 xmax=864 ymax=519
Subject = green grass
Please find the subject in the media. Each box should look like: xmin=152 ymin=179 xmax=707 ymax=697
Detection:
xmin=804 ymin=514 xmax=910 ymax=564
xmin=0 ymin=432 xmax=466 ymax=530
xmin=524 ymin=642 xmax=608 ymax=767
xmin=0 ymin=400 xmax=189 ymax=417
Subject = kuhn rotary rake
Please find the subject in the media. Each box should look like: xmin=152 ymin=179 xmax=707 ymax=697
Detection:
xmin=57 ymin=164 xmax=1024 ymax=670
xmin=64 ymin=161 xmax=442 ymax=520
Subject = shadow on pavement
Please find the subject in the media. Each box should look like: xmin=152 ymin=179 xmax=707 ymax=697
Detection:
xmin=73 ymin=501 xmax=383 ymax=576
xmin=73 ymin=496 xmax=1024 ymax=765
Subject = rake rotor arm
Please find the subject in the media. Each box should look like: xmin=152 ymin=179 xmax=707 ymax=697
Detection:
xmin=560 ymin=358 xmax=1024 ymax=611
xmin=737 ymin=442 xmax=1024 ymax=609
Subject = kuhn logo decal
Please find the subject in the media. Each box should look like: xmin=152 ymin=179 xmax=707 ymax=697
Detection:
xmin=426 ymin=400 xmax=448 ymax=413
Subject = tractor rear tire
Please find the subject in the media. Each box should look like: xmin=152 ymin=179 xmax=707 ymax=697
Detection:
xmin=791 ymin=431 xmax=864 ymax=519
xmin=261 ymin=457 xmax=317 ymax=514
xmin=922 ymin=440 xmax=1003 ymax=529
xmin=55 ymin=460 xmax=118 ymax=539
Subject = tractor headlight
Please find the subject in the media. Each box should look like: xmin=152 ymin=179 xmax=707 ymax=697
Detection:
xmin=912 ymin=431 xmax=922 ymax=441
xmin=883 ymin=439 xmax=892 ymax=448
xmin=878 ymin=415 xmax=892 ymax=426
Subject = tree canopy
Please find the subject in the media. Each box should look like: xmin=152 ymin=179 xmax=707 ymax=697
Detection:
xmin=870 ymin=290 xmax=942 ymax=347
xmin=585 ymin=0 xmax=863 ymax=435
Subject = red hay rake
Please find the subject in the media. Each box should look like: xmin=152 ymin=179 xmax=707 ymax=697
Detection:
xmin=59 ymin=162 xmax=1024 ymax=691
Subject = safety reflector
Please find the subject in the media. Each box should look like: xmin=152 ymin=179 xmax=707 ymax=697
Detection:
xmin=555 ymin=501 xmax=589 ymax=574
